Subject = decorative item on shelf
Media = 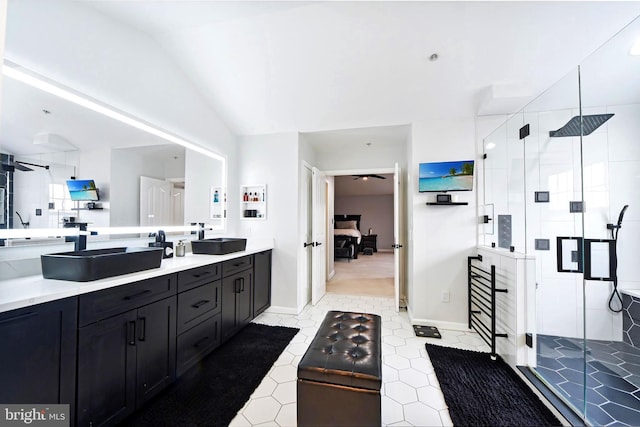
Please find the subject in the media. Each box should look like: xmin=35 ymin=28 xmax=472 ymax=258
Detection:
xmin=240 ymin=184 xmax=267 ymax=219
xmin=368 ymin=227 xmax=373 ymax=235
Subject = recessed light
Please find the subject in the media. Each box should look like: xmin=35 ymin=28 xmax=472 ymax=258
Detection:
xmin=429 ymin=53 xmax=439 ymax=61
xmin=630 ymin=38 xmax=640 ymax=56
xmin=42 ymin=108 xmax=51 ymax=114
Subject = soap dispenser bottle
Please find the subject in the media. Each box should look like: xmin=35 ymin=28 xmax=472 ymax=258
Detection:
xmin=176 ymin=240 xmax=186 ymax=257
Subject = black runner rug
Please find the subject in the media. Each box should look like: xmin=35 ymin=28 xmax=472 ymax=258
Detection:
xmin=425 ymin=343 xmax=562 ymax=426
xmin=122 ymin=323 xmax=300 ymax=426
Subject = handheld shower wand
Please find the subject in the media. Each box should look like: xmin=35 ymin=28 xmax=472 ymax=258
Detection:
xmin=607 ymin=205 xmax=629 ymax=312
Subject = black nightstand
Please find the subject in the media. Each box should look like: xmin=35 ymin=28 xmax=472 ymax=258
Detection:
xmin=361 ymin=234 xmax=377 ymax=252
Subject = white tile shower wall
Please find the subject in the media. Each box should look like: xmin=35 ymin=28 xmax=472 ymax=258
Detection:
xmin=530 ymin=104 xmax=640 ymax=341
xmin=479 ymin=103 xmax=640 ymax=343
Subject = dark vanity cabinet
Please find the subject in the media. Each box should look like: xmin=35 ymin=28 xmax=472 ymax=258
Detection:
xmin=0 ymin=249 xmax=273 ymax=427
xmin=253 ymin=250 xmax=272 ymax=317
xmin=221 ymin=255 xmax=253 ymax=342
xmin=0 ymin=297 xmax=77 ymax=423
xmin=76 ymin=274 xmax=177 ymax=427
xmin=176 ymin=264 xmax=222 ymax=376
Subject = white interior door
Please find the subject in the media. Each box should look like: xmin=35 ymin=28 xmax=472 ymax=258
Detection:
xmin=140 ymin=176 xmax=171 ymax=227
xmin=302 ymin=165 xmax=313 ymax=305
xmin=171 ymin=185 xmax=184 ymax=225
xmin=393 ymin=163 xmax=402 ymax=311
xmin=311 ymin=167 xmax=327 ymax=305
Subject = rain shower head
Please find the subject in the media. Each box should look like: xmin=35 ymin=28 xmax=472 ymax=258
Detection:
xmin=549 ymin=114 xmax=614 ymax=138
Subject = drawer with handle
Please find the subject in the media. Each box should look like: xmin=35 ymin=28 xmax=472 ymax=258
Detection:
xmin=177 ymin=263 xmax=221 ymax=292
xmin=222 ymin=255 xmax=253 ymax=278
xmin=177 ymin=280 xmax=221 ymax=334
xmin=176 ymin=313 xmax=221 ymax=376
xmin=78 ymin=274 xmax=177 ymax=326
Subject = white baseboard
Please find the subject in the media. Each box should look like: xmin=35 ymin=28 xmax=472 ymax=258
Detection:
xmin=265 ymin=305 xmax=299 ymax=315
xmin=407 ymin=304 xmax=470 ymax=331
xmin=328 ymin=270 xmax=335 ymax=280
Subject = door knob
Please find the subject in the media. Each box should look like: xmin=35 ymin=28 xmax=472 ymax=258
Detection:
xmin=304 ymin=242 xmax=313 ymax=248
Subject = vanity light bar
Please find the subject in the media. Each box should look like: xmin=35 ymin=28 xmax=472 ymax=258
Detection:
xmin=0 ymin=228 xmax=81 ymax=239
xmin=2 ymin=62 xmax=225 ymax=162
xmin=89 ymin=225 xmax=201 ymax=235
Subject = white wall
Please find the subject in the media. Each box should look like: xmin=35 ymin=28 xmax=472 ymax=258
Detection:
xmin=335 ymin=194 xmax=394 ymax=251
xmin=409 ymin=117 xmax=477 ymax=329
xmin=238 ymin=132 xmax=300 ymax=312
xmin=4 ymin=0 xmax=235 ymax=158
xmin=184 ymin=150 xmax=223 ymax=226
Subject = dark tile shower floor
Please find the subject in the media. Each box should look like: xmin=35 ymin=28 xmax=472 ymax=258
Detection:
xmin=536 ymin=334 xmax=640 ymax=426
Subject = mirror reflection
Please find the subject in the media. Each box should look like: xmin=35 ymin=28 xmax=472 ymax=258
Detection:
xmin=0 ymin=65 xmax=225 ymax=244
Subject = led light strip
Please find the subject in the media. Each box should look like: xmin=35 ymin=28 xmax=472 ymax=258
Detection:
xmin=89 ymin=225 xmax=201 ymax=235
xmin=0 ymin=228 xmax=81 ymax=239
xmin=2 ymin=61 xmax=225 ymax=162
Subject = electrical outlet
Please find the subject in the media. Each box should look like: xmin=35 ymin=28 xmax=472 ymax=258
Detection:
xmin=441 ymin=291 xmax=450 ymax=303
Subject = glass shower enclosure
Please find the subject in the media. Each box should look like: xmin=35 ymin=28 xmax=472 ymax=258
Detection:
xmin=480 ymin=15 xmax=640 ymax=426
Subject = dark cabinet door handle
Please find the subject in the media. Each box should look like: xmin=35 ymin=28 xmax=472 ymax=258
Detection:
xmin=233 ymin=262 xmax=244 ymax=267
xmin=193 ymin=271 xmax=213 ymax=278
xmin=214 ymin=287 xmax=219 ymax=308
xmin=303 ymin=242 xmax=313 ymax=248
xmin=124 ymin=289 xmax=152 ymax=300
xmin=128 ymin=321 xmax=136 ymax=346
xmin=138 ymin=317 xmax=146 ymax=341
xmin=191 ymin=300 xmax=210 ymax=309
xmin=0 ymin=311 xmax=36 ymax=325
xmin=240 ymin=277 xmax=245 ymax=292
xmin=313 ymin=242 xmax=323 ymax=246
xmin=194 ymin=336 xmax=209 ymax=348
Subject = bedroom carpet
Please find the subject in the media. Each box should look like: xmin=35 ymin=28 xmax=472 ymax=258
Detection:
xmin=328 ymin=251 xmax=394 ymax=297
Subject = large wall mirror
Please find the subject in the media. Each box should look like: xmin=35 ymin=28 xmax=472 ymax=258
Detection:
xmin=0 ymin=64 xmax=226 ymax=246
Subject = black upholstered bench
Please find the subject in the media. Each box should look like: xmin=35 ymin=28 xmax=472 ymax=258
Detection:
xmin=297 ymin=311 xmax=382 ymax=427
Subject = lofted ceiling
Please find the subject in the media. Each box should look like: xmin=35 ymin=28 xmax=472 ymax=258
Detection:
xmin=3 ymin=0 xmax=640 ymax=157
xmin=83 ymin=1 xmax=640 ymax=138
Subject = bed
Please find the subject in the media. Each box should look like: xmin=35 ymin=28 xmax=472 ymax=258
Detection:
xmin=334 ymin=214 xmax=362 ymax=260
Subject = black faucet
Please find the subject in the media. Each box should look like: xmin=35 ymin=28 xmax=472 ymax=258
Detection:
xmin=191 ymin=223 xmax=205 ymax=240
xmin=64 ymin=222 xmax=88 ymax=251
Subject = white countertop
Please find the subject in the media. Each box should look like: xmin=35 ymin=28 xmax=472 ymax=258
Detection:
xmin=0 ymin=240 xmax=274 ymax=314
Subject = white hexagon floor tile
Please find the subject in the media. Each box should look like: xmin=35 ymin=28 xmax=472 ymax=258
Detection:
xmin=241 ymin=396 xmax=281 ymax=425
xmin=235 ymin=292 xmax=495 ymax=426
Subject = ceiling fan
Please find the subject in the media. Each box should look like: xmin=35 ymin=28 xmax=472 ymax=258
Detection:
xmin=352 ymin=174 xmax=386 ymax=180
xmin=0 ymin=160 xmax=50 ymax=172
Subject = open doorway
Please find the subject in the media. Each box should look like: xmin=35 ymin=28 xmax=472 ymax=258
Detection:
xmin=328 ymin=172 xmax=395 ymax=298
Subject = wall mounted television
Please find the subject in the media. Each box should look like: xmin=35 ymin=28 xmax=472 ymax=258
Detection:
xmin=418 ymin=160 xmax=474 ymax=192
xmin=67 ymin=179 xmax=100 ymax=201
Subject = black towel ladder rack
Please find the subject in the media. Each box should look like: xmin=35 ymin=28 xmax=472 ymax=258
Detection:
xmin=467 ymin=255 xmax=508 ymax=360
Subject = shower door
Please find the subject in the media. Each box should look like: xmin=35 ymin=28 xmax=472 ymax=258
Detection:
xmin=577 ymin=20 xmax=640 ymax=423
xmin=520 ymin=66 xmax=591 ymax=420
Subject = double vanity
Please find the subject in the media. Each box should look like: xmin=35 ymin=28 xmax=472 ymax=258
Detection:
xmin=0 ymin=239 xmax=273 ymax=426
